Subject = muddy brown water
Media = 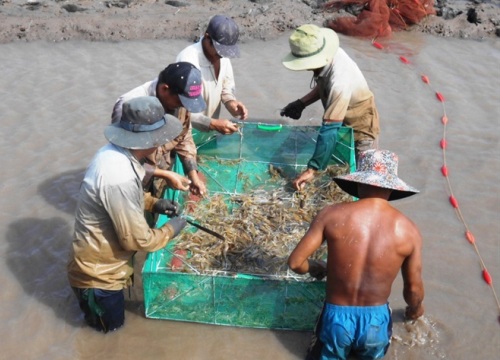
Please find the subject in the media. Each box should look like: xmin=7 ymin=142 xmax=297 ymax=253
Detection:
xmin=0 ymin=33 xmax=499 ymax=359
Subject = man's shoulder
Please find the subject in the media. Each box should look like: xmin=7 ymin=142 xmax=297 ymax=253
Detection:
xmin=318 ymin=201 xmax=351 ymax=218
xmin=335 ymin=47 xmax=352 ymax=61
xmin=176 ymin=41 xmax=204 ymax=65
xmin=333 ymin=47 xmax=360 ymax=70
xmin=220 ymin=57 xmax=233 ymax=68
xmin=93 ymin=144 xmax=128 ymax=166
xmin=321 ymin=198 xmax=392 ymax=221
xmin=91 ymin=145 xmax=136 ymax=183
xmin=126 ymin=80 xmax=156 ymax=97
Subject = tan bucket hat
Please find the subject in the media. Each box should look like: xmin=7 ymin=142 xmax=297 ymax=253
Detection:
xmin=282 ymin=24 xmax=339 ymax=71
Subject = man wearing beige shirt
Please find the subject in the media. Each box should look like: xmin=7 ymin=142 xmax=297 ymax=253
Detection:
xmin=176 ymin=14 xmax=248 ymax=144
xmin=280 ymin=24 xmax=380 ymax=191
xmin=69 ymin=96 xmax=188 ymax=333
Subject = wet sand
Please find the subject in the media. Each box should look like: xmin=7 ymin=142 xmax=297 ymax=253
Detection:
xmin=0 ymin=0 xmax=499 ymax=43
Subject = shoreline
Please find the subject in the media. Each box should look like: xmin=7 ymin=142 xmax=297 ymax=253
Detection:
xmin=0 ymin=0 xmax=499 ymax=44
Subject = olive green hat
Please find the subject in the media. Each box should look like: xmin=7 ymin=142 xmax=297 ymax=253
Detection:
xmin=282 ymin=24 xmax=339 ymax=71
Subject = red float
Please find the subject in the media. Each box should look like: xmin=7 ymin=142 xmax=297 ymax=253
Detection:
xmin=465 ymin=231 xmax=476 ymax=244
xmin=483 ymin=269 xmax=493 ymax=286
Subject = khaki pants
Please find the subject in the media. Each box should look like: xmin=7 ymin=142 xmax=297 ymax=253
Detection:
xmin=355 ymin=138 xmax=379 ymax=168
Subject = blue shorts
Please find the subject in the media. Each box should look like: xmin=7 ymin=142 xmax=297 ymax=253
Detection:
xmin=318 ymin=303 xmax=392 ymax=360
xmin=72 ymin=287 xmax=125 ymax=333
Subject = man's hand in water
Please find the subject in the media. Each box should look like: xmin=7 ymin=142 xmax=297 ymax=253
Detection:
xmin=308 ymin=259 xmax=327 ymax=280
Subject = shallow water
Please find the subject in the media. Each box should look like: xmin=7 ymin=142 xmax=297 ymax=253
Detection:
xmin=0 ymin=32 xmax=499 ymax=359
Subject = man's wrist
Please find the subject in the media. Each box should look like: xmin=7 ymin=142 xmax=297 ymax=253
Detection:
xmin=405 ymin=304 xmax=424 ymax=319
xmin=208 ymin=119 xmax=218 ymax=130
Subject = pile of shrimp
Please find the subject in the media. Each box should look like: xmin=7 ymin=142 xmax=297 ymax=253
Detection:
xmin=172 ymin=164 xmax=352 ymax=278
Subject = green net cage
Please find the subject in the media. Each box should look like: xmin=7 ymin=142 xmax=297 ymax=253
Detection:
xmin=143 ymin=122 xmax=355 ymax=330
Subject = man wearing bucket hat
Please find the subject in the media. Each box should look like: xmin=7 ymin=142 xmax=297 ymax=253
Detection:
xmin=288 ymin=150 xmax=424 ymax=359
xmin=281 ymin=24 xmax=380 ymax=191
xmin=176 ymin=14 xmax=248 ymax=142
xmin=112 ymin=62 xmax=207 ymax=197
xmin=68 ymin=96 xmax=189 ymax=333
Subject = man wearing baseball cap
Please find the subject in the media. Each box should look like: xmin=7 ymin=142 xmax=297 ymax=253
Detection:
xmin=112 ymin=62 xmax=207 ymax=197
xmin=69 ymin=96 xmax=188 ymax=333
xmin=176 ymin=14 xmax=248 ymax=143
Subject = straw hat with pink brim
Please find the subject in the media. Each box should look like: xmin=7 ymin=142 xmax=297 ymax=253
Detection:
xmin=282 ymin=24 xmax=339 ymax=71
xmin=333 ymin=149 xmax=420 ymax=201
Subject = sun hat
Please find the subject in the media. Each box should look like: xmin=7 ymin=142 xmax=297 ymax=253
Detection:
xmin=282 ymin=24 xmax=339 ymax=71
xmin=206 ymin=14 xmax=240 ymax=58
xmin=158 ymin=62 xmax=206 ymax=113
xmin=333 ymin=149 xmax=419 ymax=201
xmin=104 ymin=96 xmax=182 ymax=150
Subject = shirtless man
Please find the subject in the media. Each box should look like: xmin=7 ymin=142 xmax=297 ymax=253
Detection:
xmin=288 ymin=149 xmax=424 ymax=360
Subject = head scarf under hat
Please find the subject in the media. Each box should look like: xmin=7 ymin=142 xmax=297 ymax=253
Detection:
xmin=333 ymin=149 xmax=419 ymax=201
xmin=158 ymin=62 xmax=206 ymax=113
xmin=104 ymin=96 xmax=182 ymax=150
xmin=282 ymin=24 xmax=339 ymax=71
xmin=206 ymin=14 xmax=240 ymax=58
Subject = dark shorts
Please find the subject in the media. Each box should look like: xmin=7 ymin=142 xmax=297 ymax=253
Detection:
xmin=72 ymin=287 xmax=125 ymax=333
xmin=307 ymin=303 xmax=392 ymax=360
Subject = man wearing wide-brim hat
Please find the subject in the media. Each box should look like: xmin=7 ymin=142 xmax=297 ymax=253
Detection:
xmin=288 ymin=149 xmax=424 ymax=359
xmin=68 ymin=96 xmax=189 ymax=333
xmin=280 ymin=24 xmax=380 ymax=191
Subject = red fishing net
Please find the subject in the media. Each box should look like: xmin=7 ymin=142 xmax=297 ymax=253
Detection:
xmin=324 ymin=0 xmax=436 ymax=38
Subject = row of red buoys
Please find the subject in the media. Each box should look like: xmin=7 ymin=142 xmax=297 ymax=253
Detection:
xmin=372 ymin=39 xmax=500 ymax=324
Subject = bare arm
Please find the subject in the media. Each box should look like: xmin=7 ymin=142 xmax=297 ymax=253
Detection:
xmin=209 ymin=118 xmax=241 ymax=134
xmin=190 ymin=112 xmax=241 ymax=135
xmin=288 ymin=209 xmax=327 ymax=275
xmin=153 ymin=168 xmax=191 ymax=191
xmin=224 ymin=100 xmax=248 ymax=120
xmin=187 ymin=169 xmax=206 ymax=197
xmin=401 ymin=229 xmax=425 ymax=320
xmin=292 ymin=168 xmax=317 ymax=192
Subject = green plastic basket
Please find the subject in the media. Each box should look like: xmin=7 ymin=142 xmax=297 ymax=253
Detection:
xmin=143 ymin=122 xmax=355 ymax=330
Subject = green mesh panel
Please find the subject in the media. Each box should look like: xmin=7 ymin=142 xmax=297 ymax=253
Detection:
xmin=143 ymin=243 xmax=325 ymax=330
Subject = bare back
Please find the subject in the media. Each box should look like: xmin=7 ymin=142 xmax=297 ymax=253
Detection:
xmin=319 ymin=198 xmax=421 ymax=306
